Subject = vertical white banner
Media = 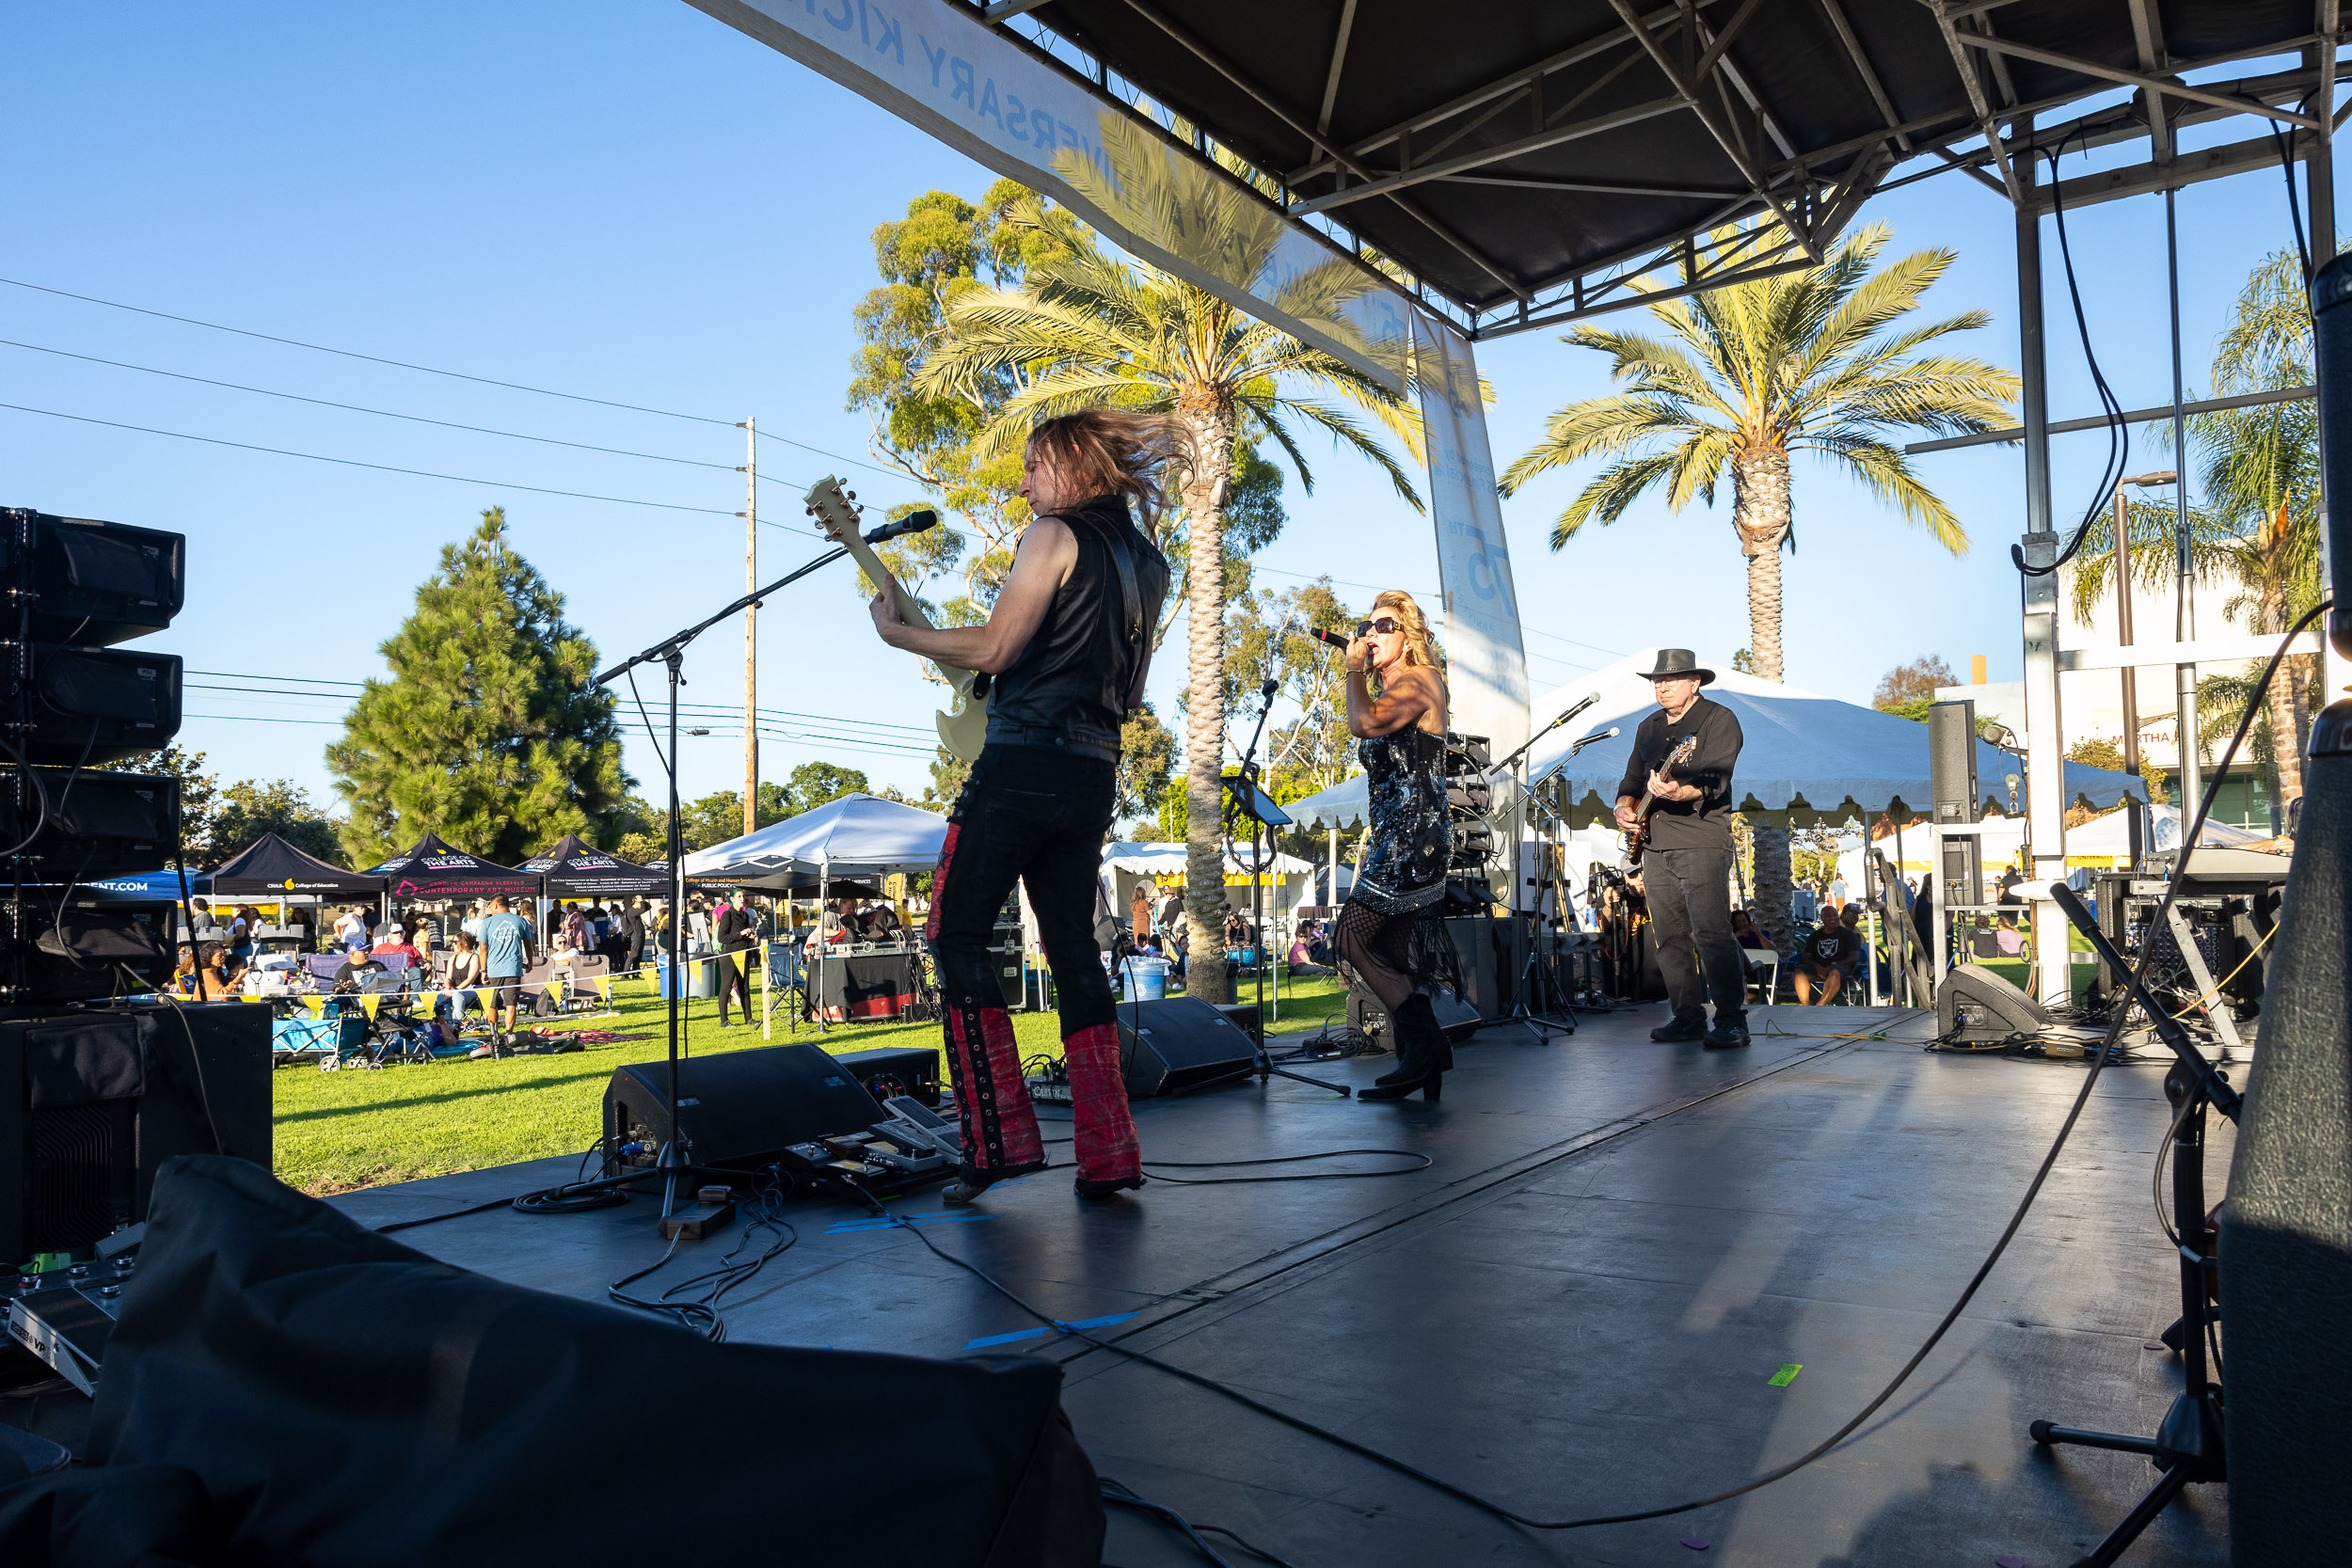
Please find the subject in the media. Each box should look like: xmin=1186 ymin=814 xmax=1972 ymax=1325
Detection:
xmin=1415 ymin=312 xmax=1530 ymax=765
xmin=685 ymin=0 xmax=1407 ymax=392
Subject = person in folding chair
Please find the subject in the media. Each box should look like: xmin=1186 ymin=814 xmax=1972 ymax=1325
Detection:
xmin=863 ymin=408 xmax=1184 ymax=1206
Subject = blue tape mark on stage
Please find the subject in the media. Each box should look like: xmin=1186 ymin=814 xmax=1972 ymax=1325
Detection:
xmin=826 ymin=1212 xmax=997 ymax=1234
xmin=964 ymin=1311 xmax=1137 ymax=1350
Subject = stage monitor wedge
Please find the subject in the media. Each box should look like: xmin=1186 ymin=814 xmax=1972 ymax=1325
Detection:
xmin=604 ymin=1043 xmax=889 ymax=1169
xmin=1118 ymin=997 xmax=1255 ymax=1097
xmin=0 ymin=510 xmax=185 ymax=648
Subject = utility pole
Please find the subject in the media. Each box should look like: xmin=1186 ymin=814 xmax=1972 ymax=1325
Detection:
xmin=740 ymin=418 xmax=757 ymax=838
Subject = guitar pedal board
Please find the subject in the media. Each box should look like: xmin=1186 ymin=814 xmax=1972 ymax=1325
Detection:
xmin=779 ymin=1096 xmax=964 ymax=1186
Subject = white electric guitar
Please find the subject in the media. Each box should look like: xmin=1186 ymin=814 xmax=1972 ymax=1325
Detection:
xmin=804 ymin=475 xmax=990 ymax=764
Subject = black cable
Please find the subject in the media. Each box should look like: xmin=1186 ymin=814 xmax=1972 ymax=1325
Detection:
xmin=2013 ymin=129 xmax=2130 ymax=580
xmin=855 ymin=618 xmax=2320 ymax=1535
xmin=624 ymin=668 xmax=670 ymax=776
xmin=0 ymin=339 xmax=741 ymax=470
xmin=0 ymin=732 xmax=52 ymax=860
xmin=1100 ymin=1477 xmax=1301 ymax=1567
xmin=2260 ymin=91 xmax=2316 ymax=283
xmin=0 ymin=402 xmax=741 ymax=516
xmin=1137 ymin=1148 xmax=1432 ymax=1185
xmin=0 ymin=274 xmax=737 ymax=426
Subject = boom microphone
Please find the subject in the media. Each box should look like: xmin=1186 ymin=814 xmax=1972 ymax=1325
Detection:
xmin=1569 ymin=725 xmax=1619 ymax=754
xmin=864 ymin=509 xmax=937 ymax=545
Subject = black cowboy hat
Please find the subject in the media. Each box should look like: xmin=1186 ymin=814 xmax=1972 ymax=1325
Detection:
xmin=1638 ymin=648 xmax=1715 ymax=685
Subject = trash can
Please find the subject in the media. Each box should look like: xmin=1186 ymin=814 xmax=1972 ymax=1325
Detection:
xmin=1120 ymin=955 xmax=1168 ymax=1002
xmin=656 ymin=954 xmax=723 ymax=1000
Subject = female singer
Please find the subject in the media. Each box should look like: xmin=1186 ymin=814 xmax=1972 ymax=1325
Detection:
xmin=1337 ymin=590 xmax=1458 ymax=1101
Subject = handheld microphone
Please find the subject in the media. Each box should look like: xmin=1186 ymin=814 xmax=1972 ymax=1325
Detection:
xmin=1307 ymin=626 xmax=1350 ymax=650
xmin=864 ymin=509 xmax=938 ymax=545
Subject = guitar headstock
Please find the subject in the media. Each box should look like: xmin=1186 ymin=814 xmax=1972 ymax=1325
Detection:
xmin=803 ymin=476 xmax=865 ymax=547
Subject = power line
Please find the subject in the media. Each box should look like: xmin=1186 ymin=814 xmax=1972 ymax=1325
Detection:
xmin=0 ymin=402 xmax=740 ymax=516
xmin=187 ymin=669 xmax=364 ymax=689
xmin=0 ymin=275 xmax=735 ymax=427
xmin=0 ymin=339 xmax=739 ymax=470
xmin=1247 ymin=562 xmax=1623 ymax=661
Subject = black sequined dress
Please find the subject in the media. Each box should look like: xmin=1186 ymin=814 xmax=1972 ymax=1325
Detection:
xmin=1351 ymin=725 xmax=1451 ymax=913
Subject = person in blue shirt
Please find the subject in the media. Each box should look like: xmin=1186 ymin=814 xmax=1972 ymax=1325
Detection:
xmin=472 ymin=895 xmax=534 ymax=1042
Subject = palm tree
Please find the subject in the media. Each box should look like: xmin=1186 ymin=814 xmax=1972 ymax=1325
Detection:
xmin=2069 ymin=248 xmax=2324 ymax=809
xmin=917 ymin=119 xmax=1422 ymax=1004
xmin=1499 ymin=221 xmax=2015 ymax=945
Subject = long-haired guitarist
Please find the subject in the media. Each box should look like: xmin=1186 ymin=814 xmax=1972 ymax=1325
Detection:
xmin=1613 ymin=649 xmax=1749 ymax=1048
xmin=865 ymin=408 xmax=1186 ymax=1205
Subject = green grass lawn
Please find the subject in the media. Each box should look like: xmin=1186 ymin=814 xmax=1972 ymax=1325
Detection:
xmin=272 ymin=968 xmax=1355 ymax=1196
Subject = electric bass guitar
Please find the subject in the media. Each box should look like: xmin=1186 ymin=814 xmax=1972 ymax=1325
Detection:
xmin=804 ymin=475 xmax=991 ymax=764
xmin=1623 ymin=736 xmax=1699 ymax=868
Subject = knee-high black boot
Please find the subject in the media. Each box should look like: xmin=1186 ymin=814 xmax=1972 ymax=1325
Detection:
xmin=1374 ymin=993 xmax=1453 ymax=1084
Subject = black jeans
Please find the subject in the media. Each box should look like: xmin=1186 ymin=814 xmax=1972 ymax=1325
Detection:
xmin=1644 ymin=842 xmax=1748 ymax=1023
xmin=930 ymin=746 xmax=1117 ymax=1030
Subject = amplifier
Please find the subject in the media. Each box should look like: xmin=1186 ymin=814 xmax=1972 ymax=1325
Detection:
xmin=0 ymin=1002 xmax=272 ymax=1269
xmin=603 ymin=1043 xmax=887 ymax=1170
xmin=827 ymin=1045 xmax=941 ymax=1107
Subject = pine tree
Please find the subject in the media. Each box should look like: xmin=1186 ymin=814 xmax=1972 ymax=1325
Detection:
xmin=327 ymin=509 xmax=630 ymax=865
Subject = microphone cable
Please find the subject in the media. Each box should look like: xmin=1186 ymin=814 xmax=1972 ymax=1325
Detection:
xmin=856 ymin=613 xmax=2319 ymax=1540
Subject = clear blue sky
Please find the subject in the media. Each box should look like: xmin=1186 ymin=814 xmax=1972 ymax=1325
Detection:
xmin=3 ymin=3 xmax=2332 ymax=828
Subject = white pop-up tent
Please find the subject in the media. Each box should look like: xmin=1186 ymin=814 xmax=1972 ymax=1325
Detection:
xmin=1286 ymin=650 xmax=2151 ymax=831
xmin=2064 ymin=802 xmax=2265 ymax=861
xmin=683 ymin=794 xmax=949 ymax=891
xmin=1100 ymin=841 xmax=1313 ymax=927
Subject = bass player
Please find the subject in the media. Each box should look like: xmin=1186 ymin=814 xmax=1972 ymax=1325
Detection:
xmin=864 ymin=409 xmax=1186 ymax=1205
xmin=1613 ymin=649 xmax=1749 ymax=1049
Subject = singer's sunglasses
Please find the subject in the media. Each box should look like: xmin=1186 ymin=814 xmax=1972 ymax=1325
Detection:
xmin=1358 ymin=617 xmax=1404 ymax=636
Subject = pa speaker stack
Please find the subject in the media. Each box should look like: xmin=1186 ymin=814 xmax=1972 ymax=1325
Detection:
xmin=0 ymin=508 xmax=190 ymax=1001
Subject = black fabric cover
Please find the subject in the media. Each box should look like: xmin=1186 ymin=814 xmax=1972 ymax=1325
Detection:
xmin=22 ymin=1016 xmax=144 ymax=1109
xmin=58 ymin=1155 xmax=1102 ymax=1568
xmin=208 ymin=832 xmax=383 ymax=897
xmin=0 ymin=1464 xmax=220 ymax=1567
xmin=2221 ymin=744 xmax=2352 ymax=1567
xmin=517 ymin=832 xmax=664 ymax=898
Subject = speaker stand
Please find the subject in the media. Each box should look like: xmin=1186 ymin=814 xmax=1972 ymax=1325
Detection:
xmin=2032 ymin=886 xmax=2239 ymax=1567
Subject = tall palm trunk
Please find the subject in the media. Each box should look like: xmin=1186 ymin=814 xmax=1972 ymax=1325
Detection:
xmin=2260 ymin=579 xmax=2304 ymax=815
xmin=1735 ymin=448 xmax=1796 ymax=953
xmin=1177 ymin=398 xmax=1237 ymax=1004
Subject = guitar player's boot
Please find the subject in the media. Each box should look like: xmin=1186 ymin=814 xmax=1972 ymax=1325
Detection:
xmin=940 ymin=1003 xmax=1046 ymax=1206
xmin=1650 ymin=1013 xmax=1708 ymax=1042
xmin=1062 ymin=1022 xmax=1144 ymax=1199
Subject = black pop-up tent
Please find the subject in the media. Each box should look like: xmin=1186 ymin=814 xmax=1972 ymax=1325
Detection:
xmin=209 ymin=832 xmax=384 ymax=897
xmin=358 ymin=832 xmax=539 ymax=902
xmin=521 ymin=833 xmax=665 ymax=899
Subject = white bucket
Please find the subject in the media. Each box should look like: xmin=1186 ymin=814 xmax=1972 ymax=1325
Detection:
xmin=1120 ymin=955 xmax=1168 ymax=1001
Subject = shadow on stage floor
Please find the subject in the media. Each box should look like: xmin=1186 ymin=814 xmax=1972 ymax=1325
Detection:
xmin=317 ymin=1001 xmax=2225 ymax=1568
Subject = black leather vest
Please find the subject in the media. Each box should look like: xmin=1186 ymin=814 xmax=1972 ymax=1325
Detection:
xmin=985 ymin=495 xmax=1168 ymax=762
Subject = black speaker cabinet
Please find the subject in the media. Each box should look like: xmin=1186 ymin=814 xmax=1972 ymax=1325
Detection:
xmin=0 ymin=1002 xmax=272 ymax=1268
xmin=1929 ymin=699 xmax=1979 ymax=825
xmin=1936 ymin=962 xmax=2048 ymax=1043
xmin=828 ymin=1045 xmax=941 ymax=1108
xmin=1117 ymin=997 xmax=1255 ymax=1097
xmin=1443 ymin=916 xmax=1505 ymax=1018
xmin=604 ymin=1043 xmax=887 ymax=1169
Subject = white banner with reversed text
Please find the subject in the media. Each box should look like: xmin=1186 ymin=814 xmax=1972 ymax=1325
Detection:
xmin=1414 ymin=313 xmax=1531 ymax=767
xmin=685 ymin=0 xmax=1407 ymax=392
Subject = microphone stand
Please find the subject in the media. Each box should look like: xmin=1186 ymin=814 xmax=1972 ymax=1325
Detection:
xmin=1224 ymin=678 xmax=1348 ymax=1096
xmin=1484 ymin=696 xmax=1598 ymax=1039
xmin=591 ymin=534 xmax=866 ymax=1231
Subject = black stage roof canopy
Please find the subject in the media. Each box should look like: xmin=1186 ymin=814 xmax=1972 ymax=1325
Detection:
xmin=210 ymin=832 xmax=384 ymax=897
xmin=988 ymin=1 xmax=2337 ymax=334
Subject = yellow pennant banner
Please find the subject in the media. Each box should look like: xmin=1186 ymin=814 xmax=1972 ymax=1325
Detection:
xmin=548 ymin=976 xmax=566 ymax=1005
xmin=476 ymin=987 xmax=495 ymax=1012
xmin=596 ymin=975 xmax=613 ymax=1002
xmin=358 ymin=993 xmax=381 ymax=1020
xmin=304 ymin=996 xmax=326 ymax=1017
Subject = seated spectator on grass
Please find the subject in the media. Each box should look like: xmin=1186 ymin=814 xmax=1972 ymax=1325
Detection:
xmin=201 ymin=943 xmax=245 ymax=995
xmin=332 ymin=948 xmax=387 ymax=993
xmin=1794 ymin=917 xmax=1860 ymax=1006
xmin=169 ymin=944 xmax=200 ymax=998
xmin=1994 ymin=911 xmax=2026 ymax=958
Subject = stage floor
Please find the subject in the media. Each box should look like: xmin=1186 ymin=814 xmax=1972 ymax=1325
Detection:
xmin=310 ymin=1002 xmax=2228 ymax=1566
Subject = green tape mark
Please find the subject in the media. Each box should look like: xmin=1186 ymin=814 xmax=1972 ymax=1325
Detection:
xmin=1769 ymin=1363 xmax=1803 ymax=1387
